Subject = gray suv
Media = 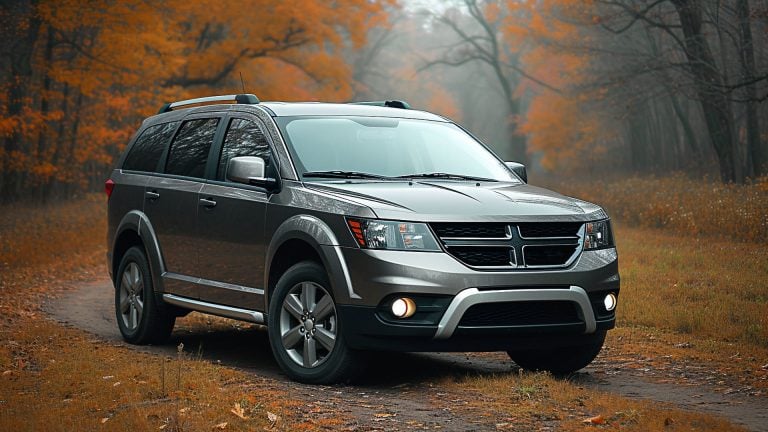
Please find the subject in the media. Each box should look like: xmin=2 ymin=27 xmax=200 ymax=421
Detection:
xmin=106 ymin=94 xmax=619 ymax=384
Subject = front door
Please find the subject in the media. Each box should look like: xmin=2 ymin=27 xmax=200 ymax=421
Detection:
xmin=196 ymin=116 xmax=274 ymax=310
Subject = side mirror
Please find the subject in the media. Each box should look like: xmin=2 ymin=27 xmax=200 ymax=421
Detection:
xmin=227 ymin=156 xmax=278 ymax=189
xmin=505 ymin=161 xmax=527 ymax=183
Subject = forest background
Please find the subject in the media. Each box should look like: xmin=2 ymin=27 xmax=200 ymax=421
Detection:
xmin=2 ymin=0 xmax=768 ymax=202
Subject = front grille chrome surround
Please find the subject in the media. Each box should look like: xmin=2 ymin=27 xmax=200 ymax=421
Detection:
xmin=430 ymin=222 xmax=584 ymax=270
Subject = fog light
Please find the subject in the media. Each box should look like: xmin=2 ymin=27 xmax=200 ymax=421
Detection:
xmin=391 ymin=297 xmax=416 ymax=318
xmin=603 ymin=293 xmax=617 ymax=311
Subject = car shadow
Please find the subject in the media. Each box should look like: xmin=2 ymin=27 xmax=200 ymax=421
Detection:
xmin=163 ymin=320 xmax=519 ymax=388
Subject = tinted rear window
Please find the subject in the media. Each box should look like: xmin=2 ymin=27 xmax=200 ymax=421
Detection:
xmin=165 ymin=118 xmax=219 ymax=178
xmin=122 ymin=122 xmax=179 ymax=172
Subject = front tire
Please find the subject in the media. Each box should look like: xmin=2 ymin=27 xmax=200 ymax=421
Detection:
xmin=115 ymin=246 xmax=175 ymax=344
xmin=507 ymin=331 xmax=606 ymax=375
xmin=268 ymin=261 xmax=360 ymax=384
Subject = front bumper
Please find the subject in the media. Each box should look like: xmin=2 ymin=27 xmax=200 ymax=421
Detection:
xmin=336 ymin=247 xmax=619 ymax=351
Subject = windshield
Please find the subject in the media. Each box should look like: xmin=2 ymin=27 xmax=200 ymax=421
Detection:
xmin=276 ymin=116 xmax=519 ymax=182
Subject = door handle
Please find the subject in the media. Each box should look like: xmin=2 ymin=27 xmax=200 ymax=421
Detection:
xmin=145 ymin=191 xmax=160 ymax=200
xmin=199 ymin=198 xmax=217 ymax=208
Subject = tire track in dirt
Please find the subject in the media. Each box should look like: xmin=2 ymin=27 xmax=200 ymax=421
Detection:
xmin=45 ymin=279 xmax=768 ymax=431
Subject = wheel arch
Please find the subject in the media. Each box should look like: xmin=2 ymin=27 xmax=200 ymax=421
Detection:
xmin=265 ymin=215 xmax=358 ymax=309
xmin=112 ymin=210 xmax=166 ymax=294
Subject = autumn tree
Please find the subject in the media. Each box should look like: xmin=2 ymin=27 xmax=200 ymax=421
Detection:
xmin=421 ymin=0 xmax=534 ymax=164
xmin=0 ymin=0 xmax=391 ymax=203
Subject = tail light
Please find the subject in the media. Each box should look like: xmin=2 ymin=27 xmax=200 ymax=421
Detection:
xmin=105 ymin=179 xmax=115 ymax=198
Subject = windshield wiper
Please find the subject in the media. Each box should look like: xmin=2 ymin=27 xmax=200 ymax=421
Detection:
xmin=395 ymin=172 xmax=498 ymax=182
xmin=302 ymin=170 xmax=392 ymax=180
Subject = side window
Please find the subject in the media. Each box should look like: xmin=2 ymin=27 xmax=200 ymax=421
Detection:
xmin=165 ymin=118 xmax=219 ymax=178
xmin=122 ymin=122 xmax=178 ymax=172
xmin=218 ymin=118 xmax=271 ymax=181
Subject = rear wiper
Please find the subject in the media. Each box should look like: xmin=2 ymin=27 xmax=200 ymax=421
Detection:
xmin=302 ymin=170 xmax=391 ymax=180
xmin=395 ymin=172 xmax=498 ymax=182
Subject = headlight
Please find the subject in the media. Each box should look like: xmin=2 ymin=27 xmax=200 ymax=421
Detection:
xmin=584 ymin=219 xmax=614 ymax=250
xmin=347 ymin=219 xmax=441 ymax=251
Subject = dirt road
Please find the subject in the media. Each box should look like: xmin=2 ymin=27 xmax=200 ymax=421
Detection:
xmin=45 ymin=280 xmax=768 ymax=431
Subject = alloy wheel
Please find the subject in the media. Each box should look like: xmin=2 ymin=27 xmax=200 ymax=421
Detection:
xmin=119 ymin=262 xmax=144 ymax=331
xmin=279 ymin=282 xmax=337 ymax=368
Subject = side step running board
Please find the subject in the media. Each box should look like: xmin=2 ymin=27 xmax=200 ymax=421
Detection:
xmin=163 ymin=294 xmax=265 ymax=324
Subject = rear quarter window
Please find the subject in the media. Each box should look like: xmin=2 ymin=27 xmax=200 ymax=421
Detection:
xmin=122 ymin=122 xmax=179 ymax=172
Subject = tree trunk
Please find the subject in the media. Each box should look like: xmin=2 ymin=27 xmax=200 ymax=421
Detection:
xmin=669 ymin=94 xmax=700 ymax=159
xmin=672 ymin=0 xmax=739 ymax=182
xmin=1 ymin=0 xmax=40 ymax=202
xmin=736 ymin=0 xmax=764 ymax=177
xmin=36 ymin=25 xmax=55 ymax=202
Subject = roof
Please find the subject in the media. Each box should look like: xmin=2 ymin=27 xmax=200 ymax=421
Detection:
xmin=257 ymin=102 xmax=448 ymax=121
xmin=147 ymin=94 xmax=451 ymax=124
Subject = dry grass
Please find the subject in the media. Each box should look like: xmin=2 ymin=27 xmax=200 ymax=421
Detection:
xmin=437 ymin=371 xmax=747 ymax=431
xmin=0 ymin=320 xmax=298 ymax=431
xmin=601 ymin=327 xmax=768 ymax=394
xmin=0 ymin=193 xmax=106 ymax=319
xmin=0 ymin=195 xmax=336 ymax=431
xmin=615 ymin=224 xmax=768 ymax=347
xmin=547 ymin=174 xmax=768 ymax=243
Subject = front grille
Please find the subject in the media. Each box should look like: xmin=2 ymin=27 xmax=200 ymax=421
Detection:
xmin=518 ymin=222 xmax=581 ymax=238
xmin=523 ymin=245 xmax=579 ymax=266
xmin=431 ymin=222 xmax=583 ymax=269
xmin=431 ymin=223 xmax=507 ymax=238
xmin=450 ymin=247 xmax=511 ymax=267
xmin=459 ymin=301 xmax=581 ymax=327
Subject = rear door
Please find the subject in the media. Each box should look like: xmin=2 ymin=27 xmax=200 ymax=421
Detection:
xmin=195 ymin=115 xmax=275 ymax=310
xmin=144 ymin=115 xmax=223 ymax=299
xmin=112 ymin=121 xmax=179 ymax=237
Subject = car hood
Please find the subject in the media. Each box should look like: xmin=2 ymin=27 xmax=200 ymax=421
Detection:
xmin=305 ymin=180 xmax=606 ymax=222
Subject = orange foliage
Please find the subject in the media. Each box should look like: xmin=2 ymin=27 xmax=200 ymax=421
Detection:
xmin=1 ymin=0 xmax=391 ymax=200
xmin=501 ymin=0 xmax=612 ymax=171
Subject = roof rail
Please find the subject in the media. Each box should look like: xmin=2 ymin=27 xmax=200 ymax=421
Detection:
xmin=158 ymin=94 xmax=260 ymax=114
xmin=351 ymin=100 xmax=411 ymax=110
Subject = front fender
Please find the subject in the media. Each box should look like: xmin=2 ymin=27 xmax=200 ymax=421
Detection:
xmin=265 ymin=215 xmax=360 ymax=306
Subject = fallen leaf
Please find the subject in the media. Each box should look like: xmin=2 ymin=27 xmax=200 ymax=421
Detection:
xmin=583 ymin=415 xmax=606 ymax=425
xmin=112 ymin=381 xmax=121 ymax=387
xmin=231 ymin=403 xmax=248 ymax=420
xmin=2 ymin=370 xmax=12 ymax=376
xmin=267 ymin=411 xmax=279 ymax=423
xmin=213 ymin=422 xmax=228 ymax=430
xmin=373 ymin=413 xmax=395 ymax=418
xmin=100 ymin=417 xmax=110 ymax=424
xmin=102 ymin=375 xmax=114 ymax=380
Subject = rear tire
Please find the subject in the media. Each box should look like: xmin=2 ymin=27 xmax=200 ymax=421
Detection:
xmin=267 ymin=261 xmax=361 ymax=384
xmin=115 ymin=246 xmax=175 ymax=344
xmin=507 ymin=331 xmax=606 ymax=375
